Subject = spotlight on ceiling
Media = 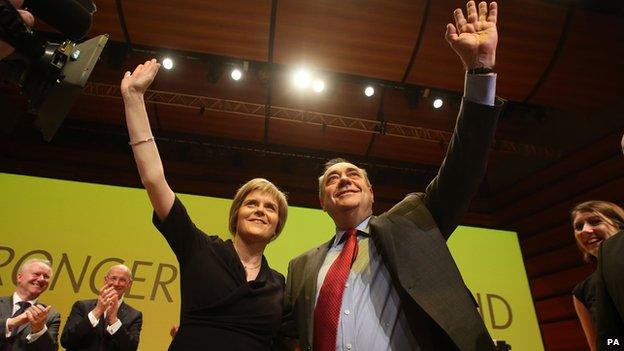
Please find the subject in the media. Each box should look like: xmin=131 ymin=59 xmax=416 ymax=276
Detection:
xmin=433 ymin=98 xmax=443 ymax=109
xmin=364 ymin=86 xmax=375 ymax=97
xmin=293 ymin=69 xmax=311 ymax=89
xmin=162 ymin=58 xmax=173 ymax=70
xmin=231 ymin=68 xmax=242 ymax=81
xmin=312 ymin=79 xmax=325 ymax=93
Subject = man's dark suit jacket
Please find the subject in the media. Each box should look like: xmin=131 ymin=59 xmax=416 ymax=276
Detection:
xmin=60 ymin=299 xmax=142 ymax=351
xmin=283 ymin=98 xmax=503 ymax=351
xmin=595 ymin=231 xmax=624 ymax=351
xmin=0 ymin=295 xmax=60 ymax=351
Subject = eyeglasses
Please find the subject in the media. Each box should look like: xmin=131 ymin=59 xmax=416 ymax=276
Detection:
xmin=105 ymin=275 xmax=130 ymax=284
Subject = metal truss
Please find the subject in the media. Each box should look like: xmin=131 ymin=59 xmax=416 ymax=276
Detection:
xmin=83 ymin=82 xmax=559 ymax=159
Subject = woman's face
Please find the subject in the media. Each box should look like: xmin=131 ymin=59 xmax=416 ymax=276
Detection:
xmin=573 ymin=211 xmax=620 ymax=258
xmin=236 ymin=190 xmax=279 ymax=243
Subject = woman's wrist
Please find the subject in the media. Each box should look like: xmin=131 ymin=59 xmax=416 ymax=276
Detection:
xmin=122 ymin=88 xmax=145 ymax=101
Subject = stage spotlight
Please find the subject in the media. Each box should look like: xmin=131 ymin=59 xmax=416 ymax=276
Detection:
xmin=162 ymin=58 xmax=173 ymax=70
xmin=312 ymin=79 xmax=325 ymax=93
xmin=293 ymin=69 xmax=311 ymax=89
xmin=364 ymin=86 xmax=375 ymax=97
xmin=231 ymin=68 xmax=242 ymax=81
xmin=433 ymin=98 xmax=443 ymax=109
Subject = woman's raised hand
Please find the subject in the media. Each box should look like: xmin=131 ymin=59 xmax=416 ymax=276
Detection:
xmin=121 ymin=59 xmax=161 ymax=97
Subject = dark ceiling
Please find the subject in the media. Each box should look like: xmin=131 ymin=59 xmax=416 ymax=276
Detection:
xmin=1 ymin=0 xmax=623 ymax=215
xmin=2 ymin=2 xmax=623 ymax=348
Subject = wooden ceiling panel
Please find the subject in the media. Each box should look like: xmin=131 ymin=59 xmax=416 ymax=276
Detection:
xmin=405 ymin=0 xmax=469 ymax=91
xmin=494 ymin=1 xmax=565 ymax=101
xmin=407 ymin=0 xmax=565 ymax=102
xmin=268 ymin=120 xmax=371 ymax=155
xmin=121 ymin=1 xmax=271 ymax=61
xmin=87 ymin=52 xmax=267 ymax=103
xmin=151 ymin=63 xmax=267 ymax=103
xmin=368 ymin=135 xmax=445 ymax=165
xmin=69 ymin=96 xmax=125 ymax=125
xmin=88 ymin=0 xmax=124 ymax=41
xmin=155 ymin=105 xmax=265 ymax=142
xmin=382 ymin=88 xmax=459 ymax=130
xmin=68 ymin=96 xmax=267 ymax=145
xmin=529 ymin=10 xmax=624 ymax=110
xmin=273 ymin=0 xmax=426 ymax=81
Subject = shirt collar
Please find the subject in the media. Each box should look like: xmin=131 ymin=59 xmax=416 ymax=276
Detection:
xmin=332 ymin=216 xmax=371 ymax=247
xmin=12 ymin=291 xmax=37 ymax=307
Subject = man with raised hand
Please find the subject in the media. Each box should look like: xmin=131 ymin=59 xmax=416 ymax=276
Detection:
xmin=282 ymin=1 xmax=503 ymax=350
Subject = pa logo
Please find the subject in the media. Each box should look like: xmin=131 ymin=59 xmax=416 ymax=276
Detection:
xmin=607 ymin=338 xmax=620 ymax=346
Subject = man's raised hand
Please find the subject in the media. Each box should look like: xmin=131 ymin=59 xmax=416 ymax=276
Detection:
xmin=445 ymin=1 xmax=498 ymax=70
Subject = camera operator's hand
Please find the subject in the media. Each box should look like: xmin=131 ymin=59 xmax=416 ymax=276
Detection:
xmin=0 ymin=0 xmax=35 ymax=59
xmin=121 ymin=59 xmax=161 ymax=98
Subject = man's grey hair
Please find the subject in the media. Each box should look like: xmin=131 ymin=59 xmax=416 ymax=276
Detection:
xmin=318 ymin=158 xmax=371 ymax=197
xmin=18 ymin=258 xmax=52 ymax=274
xmin=106 ymin=264 xmax=133 ymax=281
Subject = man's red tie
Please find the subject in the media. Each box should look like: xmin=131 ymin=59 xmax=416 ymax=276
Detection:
xmin=313 ymin=228 xmax=359 ymax=351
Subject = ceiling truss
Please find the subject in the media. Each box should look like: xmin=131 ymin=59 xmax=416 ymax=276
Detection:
xmin=83 ymin=82 xmax=560 ymax=159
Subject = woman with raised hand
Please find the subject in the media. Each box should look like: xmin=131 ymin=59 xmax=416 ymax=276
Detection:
xmin=570 ymin=201 xmax=624 ymax=351
xmin=121 ymin=59 xmax=288 ymax=350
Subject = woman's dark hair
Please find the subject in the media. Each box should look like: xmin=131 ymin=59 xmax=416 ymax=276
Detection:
xmin=571 ymin=200 xmax=624 ymax=263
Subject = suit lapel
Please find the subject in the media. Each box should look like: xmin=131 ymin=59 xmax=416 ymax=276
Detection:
xmin=371 ymin=215 xmax=481 ymax=349
xmin=0 ymin=296 xmax=31 ymax=336
xmin=118 ymin=302 xmax=128 ymax=323
xmin=302 ymin=238 xmax=332 ymax=346
xmin=0 ymin=297 xmax=11 ymax=319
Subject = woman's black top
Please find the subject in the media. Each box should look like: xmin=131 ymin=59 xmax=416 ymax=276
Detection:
xmin=153 ymin=197 xmax=285 ymax=351
xmin=573 ymin=271 xmax=598 ymax=319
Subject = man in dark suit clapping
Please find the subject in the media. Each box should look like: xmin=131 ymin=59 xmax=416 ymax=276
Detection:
xmin=61 ymin=265 xmax=142 ymax=351
xmin=0 ymin=258 xmax=60 ymax=351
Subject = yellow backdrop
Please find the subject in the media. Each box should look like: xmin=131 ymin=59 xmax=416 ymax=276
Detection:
xmin=0 ymin=173 xmax=543 ymax=350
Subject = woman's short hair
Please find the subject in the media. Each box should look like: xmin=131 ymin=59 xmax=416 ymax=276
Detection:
xmin=571 ymin=200 xmax=624 ymax=263
xmin=228 ymin=178 xmax=288 ymax=241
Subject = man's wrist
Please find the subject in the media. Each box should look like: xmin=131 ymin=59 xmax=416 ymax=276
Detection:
xmin=106 ymin=319 xmax=122 ymax=335
xmin=7 ymin=316 xmax=25 ymax=330
xmin=7 ymin=317 xmax=16 ymax=330
xmin=464 ymin=72 xmax=496 ymax=106
xmin=26 ymin=325 xmax=47 ymax=343
xmin=30 ymin=324 xmax=43 ymax=333
xmin=91 ymin=307 xmax=104 ymax=319
xmin=6 ymin=319 xmax=12 ymax=337
xmin=467 ymin=66 xmax=495 ymax=75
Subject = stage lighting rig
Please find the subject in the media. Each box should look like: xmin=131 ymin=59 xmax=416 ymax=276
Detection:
xmin=0 ymin=0 xmax=108 ymax=141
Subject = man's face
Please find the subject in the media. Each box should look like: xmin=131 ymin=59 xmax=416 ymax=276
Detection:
xmin=16 ymin=262 xmax=51 ymax=301
xmin=320 ymin=162 xmax=374 ymax=219
xmin=104 ymin=266 xmax=132 ymax=300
